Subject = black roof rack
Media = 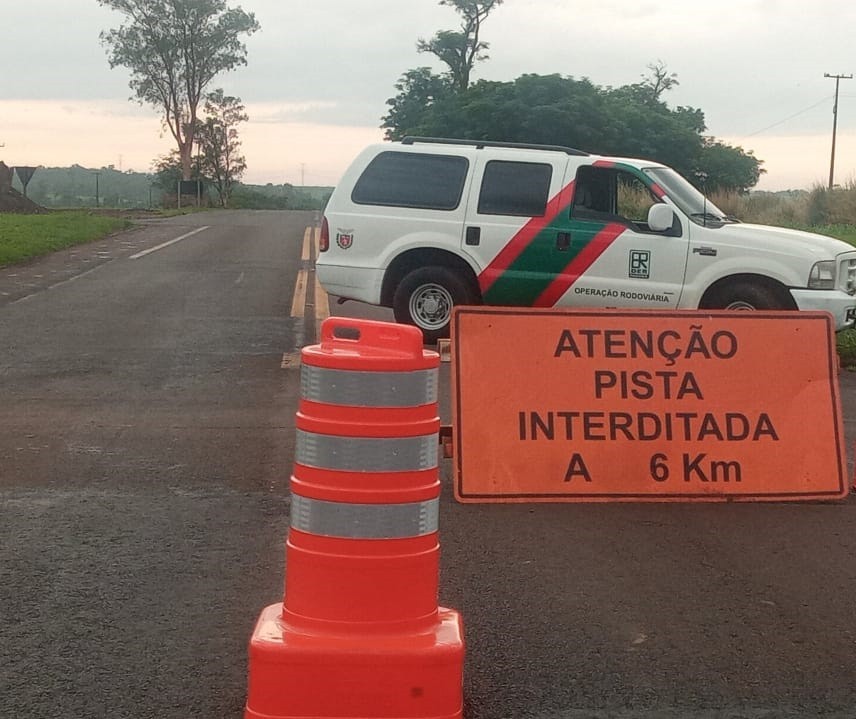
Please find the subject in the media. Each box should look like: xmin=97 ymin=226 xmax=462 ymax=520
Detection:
xmin=401 ymin=136 xmax=589 ymax=157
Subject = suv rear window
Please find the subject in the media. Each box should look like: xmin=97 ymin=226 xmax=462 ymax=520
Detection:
xmin=351 ymin=151 xmax=468 ymax=210
xmin=478 ymin=161 xmax=552 ymax=216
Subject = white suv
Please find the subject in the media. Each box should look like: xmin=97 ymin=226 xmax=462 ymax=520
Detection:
xmin=318 ymin=137 xmax=856 ymax=342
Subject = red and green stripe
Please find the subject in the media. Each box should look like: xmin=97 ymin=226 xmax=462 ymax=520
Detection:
xmin=532 ymin=222 xmax=625 ymax=307
xmin=478 ymin=181 xmax=576 ymax=298
xmin=477 ymin=163 xmax=667 ymax=307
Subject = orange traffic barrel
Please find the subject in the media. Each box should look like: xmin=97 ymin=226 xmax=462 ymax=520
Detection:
xmin=245 ymin=318 xmax=464 ymax=719
xmin=286 ymin=317 xmax=441 ymax=632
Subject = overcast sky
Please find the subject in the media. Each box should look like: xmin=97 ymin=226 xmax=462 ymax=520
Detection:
xmin=3 ymin=0 xmax=856 ymax=190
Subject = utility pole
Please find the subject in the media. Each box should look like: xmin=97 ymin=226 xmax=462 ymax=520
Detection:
xmin=300 ymin=163 xmax=306 ymax=186
xmin=94 ymin=171 xmax=101 ymax=207
xmin=824 ymin=72 xmax=852 ymax=189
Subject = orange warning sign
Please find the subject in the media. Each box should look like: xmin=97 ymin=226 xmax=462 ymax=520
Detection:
xmin=451 ymin=308 xmax=848 ymax=503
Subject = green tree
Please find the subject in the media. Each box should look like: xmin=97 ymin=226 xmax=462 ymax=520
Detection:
xmin=381 ymin=71 xmax=764 ymax=192
xmin=417 ymin=0 xmax=504 ymax=92
xmin=383 ymin=73 xmax=698 ymax=160
xmin=196 ymin=89 xmax=248 ymax=206
xmin=695 ymin=140 xmax=765 ymax=193
xmin=151 ymin=151 xmax=185 ymax=193
xmin=98 ymin=0 xmax=259 ymax=181
xmin=382 ymin=68 xmax=453 ymax=140
xmin=599 ymin=84 xmax=706 ymax=178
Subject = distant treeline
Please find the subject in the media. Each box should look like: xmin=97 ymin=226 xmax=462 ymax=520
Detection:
xmin=8 ymin=165 xmax=332 ymax=211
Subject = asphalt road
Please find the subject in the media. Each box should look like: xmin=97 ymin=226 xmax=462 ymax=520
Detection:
xmin=2 ymin=210 xmax=856 ymax=719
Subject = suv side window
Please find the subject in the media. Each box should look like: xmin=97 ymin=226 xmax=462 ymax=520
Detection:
xmin=351 ymin=151 xmax=469 ymax=210
xmin=572 ymin=165 xmax=666 ymax=233
xmin=617 ymin=173 xmax=657 ymax=224
xmin=477 ymin=160 xmax=552 ymax=217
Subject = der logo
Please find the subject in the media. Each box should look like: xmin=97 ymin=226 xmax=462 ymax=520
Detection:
xmin=629 ymin=250 xmax=650 ymax=279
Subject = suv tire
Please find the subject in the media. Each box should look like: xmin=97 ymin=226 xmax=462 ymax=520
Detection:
xmin=707 ymin=281 xmax=795 ymax=311
xmin=393 ymin=266 xmax=476 ymax=343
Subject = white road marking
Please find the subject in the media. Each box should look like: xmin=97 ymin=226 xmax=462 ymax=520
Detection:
xmin=235 ymin=272 xmax=245 ymax=285
xmin=129 ymin=225 xmax=210 ymax=259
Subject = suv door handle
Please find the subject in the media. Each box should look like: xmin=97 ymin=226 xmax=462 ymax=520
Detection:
xmin=693 ymin=246 xmax=717 ymax=257
xmin=556 ymin=232 xmax=571 ymax=251
xmin=465 ymin=226 xmax=481 ymax=246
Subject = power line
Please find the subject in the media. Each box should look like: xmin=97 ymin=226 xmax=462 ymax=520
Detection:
xmin=738 ymin=95 xmax=832 ymax=140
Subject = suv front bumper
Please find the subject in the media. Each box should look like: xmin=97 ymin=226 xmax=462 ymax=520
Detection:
xmin=790 ymin=288 xmax=856 ymax=331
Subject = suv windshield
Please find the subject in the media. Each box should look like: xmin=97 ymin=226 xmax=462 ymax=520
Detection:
xmin=643 ymin=167 xmax=733 ymax=225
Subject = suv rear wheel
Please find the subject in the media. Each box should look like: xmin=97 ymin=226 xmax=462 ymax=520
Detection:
xmin=393 ymin=266 xmax=477 ymax=343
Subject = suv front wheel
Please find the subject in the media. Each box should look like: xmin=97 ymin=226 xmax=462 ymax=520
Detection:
xmin=392 ymin=266 xmax=477 ymax=343
xmin=703 ymin=281 xmax=796 ymax=311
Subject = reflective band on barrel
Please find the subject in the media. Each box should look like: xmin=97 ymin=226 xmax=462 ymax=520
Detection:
xmin=296 ymin=430 xmax=438 ymax=472
xmin=290 ymin=494 xmax=439 ymax=538
xmin=300 ymin=366 xmax=437 ymax=407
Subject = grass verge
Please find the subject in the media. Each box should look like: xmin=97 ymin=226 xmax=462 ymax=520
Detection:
xmin=800 ymin=224 xmax=856 ymax=246
xmin=837 ymin=330 xmax=856 ymax=369
xmin=0 ymin=211 xmax=132 ymax=267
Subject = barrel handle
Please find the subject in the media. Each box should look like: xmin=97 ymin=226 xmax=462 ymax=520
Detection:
xmin=320 ymin=317 xmax=425 ymax=358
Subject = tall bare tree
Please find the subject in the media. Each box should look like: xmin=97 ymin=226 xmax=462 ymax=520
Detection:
xmin=641 ymin=60 xmax=680 ymax=102
xmin=98 ymin=0 xmax=259 ymax=180
xmin=417 ymin=0 xmax=504 ymax=92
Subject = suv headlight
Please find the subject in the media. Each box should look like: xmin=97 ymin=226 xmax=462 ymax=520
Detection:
xmin=840 ymin=258 xmax=856 ymax=294
xmin=808 ymin=260 xmax=836 ymax=290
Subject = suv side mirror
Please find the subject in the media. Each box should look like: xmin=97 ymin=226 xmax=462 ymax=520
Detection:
xmin=647 ymin=204 xmax=675 ymax=232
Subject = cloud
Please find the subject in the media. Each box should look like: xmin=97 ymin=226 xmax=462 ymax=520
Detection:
xmin=720 ymin=131 xmax=856 ymax=191
xmin=0 ymin=100 xmax=173 ymax=173
xmin=4 ymin=0 xmax=856 ymax=189
xmin=0 ymin=98 xmax=384 ymax=186
xmin=251 ymin=102 xmax=337 ymax=123
xmin=238 ymin=122 xmax=383 ymax=186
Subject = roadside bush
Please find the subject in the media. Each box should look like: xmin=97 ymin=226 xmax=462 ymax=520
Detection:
xmin=806 ymin=185 xmax=832 ymax=226
xmin=229 ymin=186 xmax=289 ymax=209
xmin=748 ymin=191 xmax=809 ymax=226
xmin=707 ymin=190 xmax=743 ymax=219
xmin=709 ymin=190 xmax=810 ymax=226
xmin=707 ymin=184 xmax=856 ymax=232
xmin=825 ymin=180 xmax=856 ymax=225
xmin=837 ymin=329 xmax=856 ymax=369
